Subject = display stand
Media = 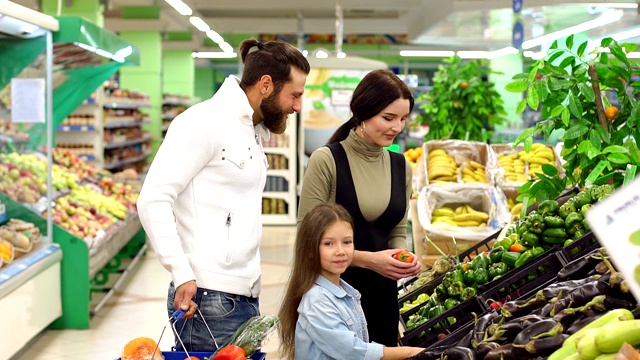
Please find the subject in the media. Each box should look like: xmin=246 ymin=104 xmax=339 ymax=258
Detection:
xmin=262 ymin=114 xmax=298 ymax=225
xmin=0 ymin=4 xmax=60 ymax=356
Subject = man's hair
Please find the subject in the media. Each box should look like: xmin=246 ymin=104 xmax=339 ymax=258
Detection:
xmin=238 ymin=38 xmax=310 ymax=93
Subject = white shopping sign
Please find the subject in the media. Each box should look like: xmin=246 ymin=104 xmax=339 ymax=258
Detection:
xmin=586 ymin=177 xmax=640 ymax=302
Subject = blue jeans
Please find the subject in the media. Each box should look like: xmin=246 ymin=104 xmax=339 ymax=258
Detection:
xmin=167 ymin=282 xmax=260 ymax=352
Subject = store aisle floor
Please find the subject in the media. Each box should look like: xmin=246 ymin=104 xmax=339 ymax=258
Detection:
xmin=11 ymin=226 xmax=296 ymax=360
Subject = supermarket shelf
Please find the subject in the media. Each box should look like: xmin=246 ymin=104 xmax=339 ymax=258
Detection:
xmin=104 ymin=153 xmax=150 ymax=170
xmin=104 ymin=120 xmax=151 ymax=129
xmin=0 ymin=241 xmax=62 ymax=299
xmin=262 ymin=191 xmax=291 ymax=201
xmin=267 ymin=169 xmax=291 ymax=179
xmin=162 ymin=114 xmax=175 ymax=121
xmin=263 ymin=147 xmax=289 ymax=155
xmin=79 ymin=155 xmax=96 ymax=161
xmin=162 ymin=101 xmax=191 ymax=107
xmin=103 ymin=99 xmax=150 ymax=109
xmin=104 ymin=136 xmax=152 ymax=150
xmin=56 ymin=125 xmax=96 ymax=132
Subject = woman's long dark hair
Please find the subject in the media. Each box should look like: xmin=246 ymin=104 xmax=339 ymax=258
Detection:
xmin=327 ymin=69 xmax=415 ymax=144
xmin=277 ymin=203 xmax=354 ymax=360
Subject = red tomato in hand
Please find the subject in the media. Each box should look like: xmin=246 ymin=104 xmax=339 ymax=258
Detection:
xmin=393 ymin=249 xmax=414 ymax=263
xmin=213 ymin=345 xmax=246 ymax=360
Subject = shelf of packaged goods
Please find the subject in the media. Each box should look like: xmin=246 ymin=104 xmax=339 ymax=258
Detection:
xmin=103 ymin=99 xmax=150 ymax=110
xmin=266 ymin=169 xmax=291 ymax=179
xmin=104 ymin=153 xmax=150 ymax=170
xmin=56 ymin=125 xmax=97 ymax=132
xmin=262 ymin=191 xmax=292 ymax=201
xmin=162 ymin=101 xmax=191 ymax=107
xmin=162 ymin=114 xmax=175 ymax=121
xmin=104 ymin=120 xmax=151 ymax=129
xmin=104 ymin=136 xmax=152 ymax=150
xmin=263 ymin=147 xmax=289 ymax=156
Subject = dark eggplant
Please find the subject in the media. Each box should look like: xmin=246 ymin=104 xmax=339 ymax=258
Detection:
xmin=550 ymin=280 xmax=610 ymax=316
xmin=566 ymin=314 xmax=603 ymax=335
xmin=472 ymin=311 xmax=500 ymax=347
xmin=502 ymin=293 xmax=547 ymax=317
xmin=513 ymin=319 xmax=563 ymax=346
xmin=519 ymin=334 xmax=569 ymax=355
xmin=531 ymin=303 xmax=553 ymax=317
xmin=441 ymin=346 xmax=475 ymax=360
xmin=405 ymin=347 xmax=446 ymax=360
xmin=487 ymin=314 xmax=546 ymax=342
xmin=484 ymin=344 xmax=513 ymax=360
xmin=595 ymin=261 xmax=609 ymax=274
xmin=476 ymin=342 xmax=500 ymax=359
xmin=543 ymin=273 xmax=608 ymax=297
xmin=455 ymin=328 xmax=474 ymax=348
xmin=556 ymin=249 xmax=603 ymax=281
xmin=602 ymin=296 xmax=635 ymax=310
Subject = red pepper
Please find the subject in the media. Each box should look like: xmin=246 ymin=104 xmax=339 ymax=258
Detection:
xmin=393 ymin=249 xmax=415 ymax=263
xmin=213 ymin=345 xmax=246 ymax=360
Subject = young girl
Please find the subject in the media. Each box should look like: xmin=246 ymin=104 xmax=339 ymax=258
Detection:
xmin=278 ymin=203 xmax=425 ymax=360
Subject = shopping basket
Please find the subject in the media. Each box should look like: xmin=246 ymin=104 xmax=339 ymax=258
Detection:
xmin=116 ymin=308 xmax=266 ymax=360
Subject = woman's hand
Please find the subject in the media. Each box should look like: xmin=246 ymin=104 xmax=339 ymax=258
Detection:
xmin=364 ymin=249 xmax=422 ymax=281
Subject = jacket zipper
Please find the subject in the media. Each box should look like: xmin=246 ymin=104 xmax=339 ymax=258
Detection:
xmin=225 ymin=212 xmax=232 ymax=263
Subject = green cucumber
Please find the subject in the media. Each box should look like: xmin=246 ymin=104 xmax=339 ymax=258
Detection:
xmin=595 ymin=319 xmax=640 ymax=353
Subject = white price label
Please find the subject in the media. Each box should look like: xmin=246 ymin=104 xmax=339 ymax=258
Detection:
xmin=586 ymin=177 xmax=640 ymax=302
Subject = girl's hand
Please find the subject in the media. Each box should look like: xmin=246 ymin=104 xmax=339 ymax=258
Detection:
xmin=368 ymin=249 xmax=422 ymax=280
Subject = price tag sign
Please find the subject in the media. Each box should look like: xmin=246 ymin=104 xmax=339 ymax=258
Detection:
xmin=586 ymin=177 xmax=640 ymax=302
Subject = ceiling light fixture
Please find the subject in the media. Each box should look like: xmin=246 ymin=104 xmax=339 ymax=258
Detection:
xmin=165 ymin=0 xmax=192 ymax=16
xmin=522 ymin=9 xmax=623 ymax=49
xmin=597 ymin=26 xmax=640 ymax=42
xmin=189 ymin=16 xmax=209 ymax=32
xmin=205 ymin=29 xmax=224 ymax=44
xmin=192 ymin=51 xmax=237 ymax=59
xmin=457 ymin=51 xmax=488 ymax=59
xmin=219 ymin=42 xmax=234 ymax=53
xmin=486 ymin=46 xmax=519 ymax=59
xmin=399 ymin=50 xmax=455 ymax=57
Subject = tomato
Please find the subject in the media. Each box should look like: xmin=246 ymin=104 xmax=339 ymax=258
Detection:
xmin=392 ymin=249 xmax=414 ymax=263
xmin=213 ymin=345 xmax=246 ymax=360
xmin=184 ymin=356 xmax=200 ymax=360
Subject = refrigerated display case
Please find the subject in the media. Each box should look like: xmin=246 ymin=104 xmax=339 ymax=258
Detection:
xmin=0 ymin=2 xmax=61 ymax=358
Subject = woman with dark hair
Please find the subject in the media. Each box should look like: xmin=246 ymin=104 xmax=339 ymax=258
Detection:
xmin=298 ymin=69 xmax=421 ymax=347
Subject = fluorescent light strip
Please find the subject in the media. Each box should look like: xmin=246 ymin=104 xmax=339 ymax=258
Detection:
xmin=189 ymin=16 xmax=209 ymax=32
xmin=575 ymin=2 xmax=638 ymax=8
xmin=219 ymin=42 xmax=234 ymax=53
xmin=192 ymin=51 xmax=238 ymax=59
xmin=486 ymin=46 xmax=519 ymax=59
xmin=165 ymin=0 xmax=192 ymax=16
xmin=400 ymin=50 xmax=455 ymax=57
xmin=206 ymin=30 xmax=224 ymax=44
xmin=523 ymin=9 xmax=623 ymax=49
xmin=457 ymin=51 xmax=489 ymax=59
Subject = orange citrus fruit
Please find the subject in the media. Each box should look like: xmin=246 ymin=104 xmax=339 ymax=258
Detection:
xmin=605 ymin=106 xmax=619 ymax=120
xmin=461 ymin=81 xmax=469 ymax=89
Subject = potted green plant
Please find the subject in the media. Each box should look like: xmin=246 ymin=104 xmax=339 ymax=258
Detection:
xmin=506 ymin=36 xmax=640 ymax=202
xmin=417 ymin=56 xmax=508 ymax=142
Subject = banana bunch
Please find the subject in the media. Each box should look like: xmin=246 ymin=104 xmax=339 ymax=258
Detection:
xmin=519 ymin=143 xmax=556 ymax=177
xmin=427 ymin=149 xmax=459 ymax=183
xmin=461 ymin=161 xmax=488 ymax=183
xmin=431 ymin=205 xmax=489 ymax=227
xmin=507 ymin=198 xmax=523 ymax=221
xmin=498 ymin=153 xmax=529 ymax=182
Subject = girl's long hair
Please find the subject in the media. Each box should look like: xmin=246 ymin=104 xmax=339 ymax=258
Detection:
xmin=278 ymin=203 xmax=354 ymax=360
xmin=328 ymin=69 xmax=415 ymax=144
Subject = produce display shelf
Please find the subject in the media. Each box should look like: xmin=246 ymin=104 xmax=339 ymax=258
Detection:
xmin=80 ymin=155 xmax=96 ymax=161
xmin=56 ymin=125 xmax=96 ymax=132
xmin=104 ymin=153 xmax=150 ymax=170
xmin=103 ymin=101 xmax=150 ymax=109
xmin=104 ymin=136 xmax=152 ymax=150
xmin=263 ymin=147 xmax=289 ymax=155
xmin=89 ymin=213 xmax=142 ymax=278
xmin=0 ymin=241 xmax=61 ymax=299
xmin=104 ymin=120 xmax=151 ymax=129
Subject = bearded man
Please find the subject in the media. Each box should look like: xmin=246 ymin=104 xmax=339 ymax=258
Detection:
xmin=137 ymin=38 xmax=309 ymax=352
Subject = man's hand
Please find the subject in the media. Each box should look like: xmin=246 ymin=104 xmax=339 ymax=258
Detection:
xmin=174 ymin=280 xmax=197 ymax=318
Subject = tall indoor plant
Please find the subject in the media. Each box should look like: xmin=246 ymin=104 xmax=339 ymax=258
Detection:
xmin=417 ymin=56 xmax=508 ymax=142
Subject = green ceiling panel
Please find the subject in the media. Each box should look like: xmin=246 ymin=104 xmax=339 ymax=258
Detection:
xmin=121 ymin=6 xmax=160 ymax=19
xmin=166 ymin=31 xmax=193 ymax=41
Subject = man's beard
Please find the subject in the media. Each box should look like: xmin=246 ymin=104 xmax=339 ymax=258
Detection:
xmin=260 ymin=92 xmax=289 ymax=134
